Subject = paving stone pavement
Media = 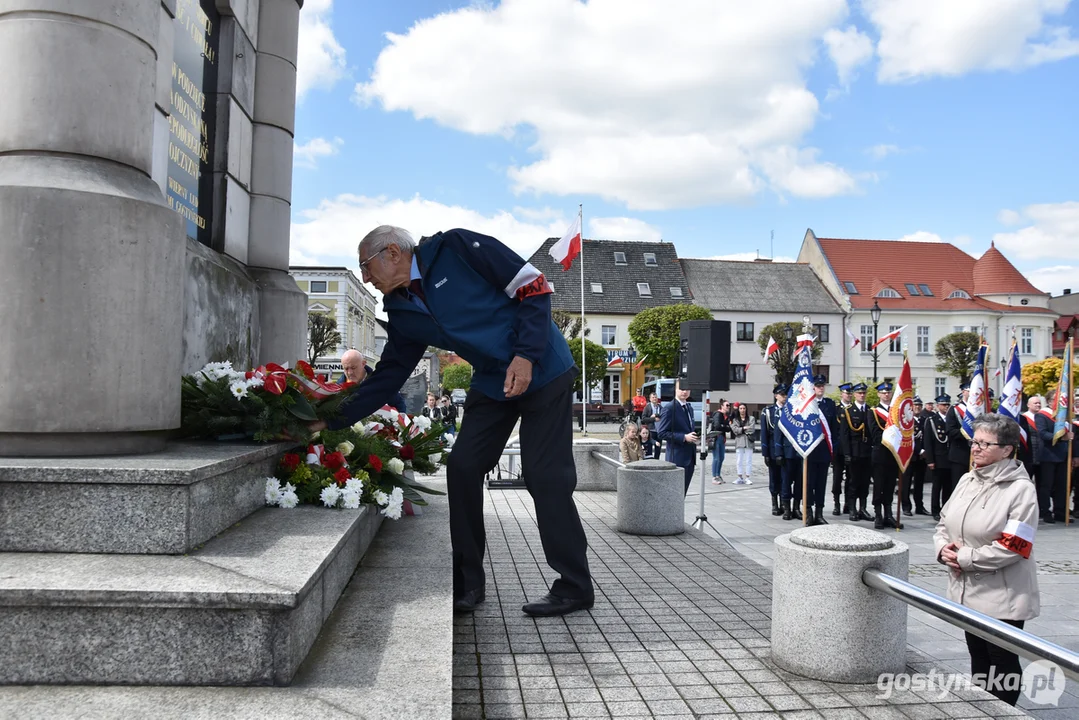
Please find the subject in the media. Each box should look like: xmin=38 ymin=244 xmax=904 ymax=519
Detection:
xmin=452 ymin=470 xmax=1044 ymax=719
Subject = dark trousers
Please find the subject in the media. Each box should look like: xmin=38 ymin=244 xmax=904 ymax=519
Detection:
xmin=680 ymin=461 xmax=696 ymax=495
xmin=903 ymin=459 xmax=927 ymax=511
xmin=808 ymin=460 xmax=829 ymax=507
xmin=780 ymin=457 xmax=803 ymax=502
xmin=930 ymin=466 xmax=955 ymax=516
xmin=1038 ymin=461 xmax=1069 ymax=518
xmin=767 ymin=459 xmax=783 ymax=497
xmin=446 ymin=370 xmax=592 ymax=600
xmin=849 ymin=457 xmax=872 ymax=503
xmin=872 ymin=459 xmax=898 ymax=510
xmin=831 ymin=454 xmax=847 ymax=506
xmin=966 ymin=619 xmax=1025 ymax=706
xmin=951 ymin=461 xmax=968 ymax=495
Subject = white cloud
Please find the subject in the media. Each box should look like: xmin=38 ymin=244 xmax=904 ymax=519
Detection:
xmin=993 ymin=201 xmax=1079 ymax=260
xmin=997 ymin=208 xmax=1022 ymax=226
xmin=588 ymin=217 xmax=663 ymax=242
xmin=823 ymin=25 xmax=875 ymax=87
xmin=864 ymin=0 xmax=1079 ymax=83
xmin=896 ymin=231 xmax=946 ymax=243
xmin=866 ymin=143 xmax=901 ymax=160
xmin=293 ymin=137 xmax=343 ymax=168
xmin=1025 ymin=265 xmax=1079 ymax=295
xmin=297 ymin=0 xmax=347 ymax=100
xmin=355 ymin=0 xmax=859 ymax=209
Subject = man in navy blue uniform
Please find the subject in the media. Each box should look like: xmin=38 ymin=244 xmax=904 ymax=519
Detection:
xmin=657 ymin=379 xmax=700 ymax=495
xmin=867 ymin=381 xmax=902 ymax=529
xmin=810 ymin=375 xmax=839 ymax=525
xmin=838 ymin=382 xmax=874 ymax=522
xmin=831 ymin=382 xmax=852 ymax=515
xmin=309 ymin=226 xmax=593 ymax=617
xmin=759 ymin=385 xmax=787 ymax=516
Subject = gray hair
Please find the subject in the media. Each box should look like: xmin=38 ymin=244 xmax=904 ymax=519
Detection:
xmin=971 ymin=413 xmax=1021 ymax=457
xmin=1029 ymin=395 xmax=1046 ymax=406
xmin=358 ymin=225 xmax=416 ymax=258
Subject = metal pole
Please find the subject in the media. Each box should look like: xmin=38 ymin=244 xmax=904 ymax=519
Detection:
xmin=590 ymin=450 xmax=625 ymax=469
xmin=873 ymin=320 xmax=879 ymax=382
xmin=579 ymin=205 xmax=587 ymax=435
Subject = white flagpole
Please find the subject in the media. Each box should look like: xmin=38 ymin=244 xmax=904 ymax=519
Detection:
xmin=579 ymin=204 xmax=587 ymax=434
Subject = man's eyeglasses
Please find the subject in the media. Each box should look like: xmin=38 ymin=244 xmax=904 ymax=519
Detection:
xmin=971 ymin=440 xmax=1005 ymax=450
xmin=359 ymin=247 xmax=389 ymax=273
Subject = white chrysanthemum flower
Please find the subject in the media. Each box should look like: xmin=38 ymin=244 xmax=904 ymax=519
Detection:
xmin=230 ymin=382 xmax=248 ymax=399
xmin=372 ymin=489 xmax=388 ymax=506
xmin=278 ymin=489 xmax=299 ymax=509
xmin=344 ymin=478 xmax=363 ymax=493
xmin=264 ymin=478 xmax=281 ymax=505
xmin=341 ymin=490 xmax=361 ymax=509
xmin=245 ymin=376 xmax=264 ymax=389
xmin=382 ymin=487 xmax=405 ymax=519
xmin=283 ymin=482 xmax=296 ymax=493
xmin=428 ymin=453 xmax=443 ymax=465
xmin=413 ymin=415 xmax=432 ymax=432
xmin=386 ymin=457 xmax=405 ymax=475
xmin=320 ymin=486 xmax=341 ymax=508
xmin=336 ymin=441 xmax=355 ymax=456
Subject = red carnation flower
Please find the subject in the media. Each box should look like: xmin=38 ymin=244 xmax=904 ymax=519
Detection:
xmin=334 ymin=468 xmax=351 ymax=484
xmin=367 ymin=454 xmax=383 ymax=472
xmin=280 ymin=453 xmax=302 ymax=472
xmin=399 ymin=444 xmax=416 ymax=461
xmin=322 ymin=451 xmax=347 ymax=472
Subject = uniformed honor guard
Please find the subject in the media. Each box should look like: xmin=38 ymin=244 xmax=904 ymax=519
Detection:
xmin=923 ymin=393 xmax=952 ymax=520
xmin=945 ymin=382 xmax=973 ymax=491
xmin=832 ymin=382 xmax=853 ymax=515
xmin=772 ymin=393 xmax=803 ymax=521
xmin=807 ymin=374 xmax=839 ymax=525
xmin=901 ymin=396 xmax=930 ymax=516
xmin=759 ymin=384 xmax=787 ymax=516
xmin=868 ymin=381 xmax=902 ymax=529
xmin=838 ymin=382 xmax=874 ymax=522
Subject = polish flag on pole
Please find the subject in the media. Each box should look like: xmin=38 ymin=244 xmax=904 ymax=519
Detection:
xmin=549 ymin=215 xmax=582 ymax=271
xmin=870 ymin=325 xmax=908 ymax=351
xmin=744 ymin=362 xmax=751 ymax=374
xmin=764 ymin=336 xmax=779 ymax=360
xmin=633 ymin=354 xmax=648 ymax=370
xmin=846 ymin=327 xmax=861 ymax=350
xmin=607 ymin=356 xmax=623 ymax=368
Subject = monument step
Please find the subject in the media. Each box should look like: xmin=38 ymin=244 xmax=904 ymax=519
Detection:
xmin=0 ymin=440 xmax=290 ymax=554
xmin=0 ymin=504 xmax=383 ymax=686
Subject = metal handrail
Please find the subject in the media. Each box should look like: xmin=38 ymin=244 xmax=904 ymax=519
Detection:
xmin=590 ymin=451 xmax=626 ymax=469
xmin=863 ymin=568 xmax=1079 ymax=682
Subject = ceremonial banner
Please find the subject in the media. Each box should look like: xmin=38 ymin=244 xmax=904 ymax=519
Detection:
xmin=779 ymin=342 xmax=825 ymax=458
xmin=882 ymin=353 xmax=916 ymax=472
xmin=961 ymin=342 xmax=990 ymax=441
xmin=998 ymin=341 xmax=1027 ymax=448
xmin=1052 ymin=338 xmax=1074 ymax=445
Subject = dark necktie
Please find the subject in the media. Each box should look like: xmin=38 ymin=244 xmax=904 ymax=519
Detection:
xmin=409 ymin=279 xmax=426 ymax=303
xmin=685 ymin=403 xmax=693 ymax=424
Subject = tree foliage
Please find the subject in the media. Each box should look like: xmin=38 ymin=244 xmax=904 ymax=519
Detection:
xmin=755 ymin=322 xmax=824 ymax=384
xmin=934 ymin=332 xmax=981 ymax=384
xmin=1021 ymin=357 xmax=1079 ymax=398
xmin=552 ymin=309 xmax=589 ymax=340
xmin=569 ymin=339 xmax=609 ymax=398
xmin=307 ymin=312 xmax=341 ymax=365
xmin=627 ymin=304 xmax=714 ymax=377
xmin=441 ymin=362 xmax=473 ymax=392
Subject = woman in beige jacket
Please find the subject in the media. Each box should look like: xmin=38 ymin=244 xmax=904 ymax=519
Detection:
xmin=933 ymin=413 xmax=1039 ymax=706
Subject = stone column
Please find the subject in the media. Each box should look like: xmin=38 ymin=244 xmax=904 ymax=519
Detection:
xmin=0 ymin=0 xmax=185 ymax=456
xmin=248 ymin=0 xmax=306 ymax=365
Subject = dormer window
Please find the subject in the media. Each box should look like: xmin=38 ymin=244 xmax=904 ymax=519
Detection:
xmin=643 ymin=253 xmax=657 ymax=266
xmin=591 ymin=283 xmax=603 ymax=294
xmin=637 ymin=282 xmax=652 ymax=296
xmin=947 ymin=289 xmax=971 ymax=300
xmin=877 ymin=288 xmax=901 ymax=299
xmin=613 ymin=252 xmax=627 ymax=265
xmin=844 ymin=282 xmax=858 ymax=294
xmin=918 ymin=284 xmax=934 ymax=296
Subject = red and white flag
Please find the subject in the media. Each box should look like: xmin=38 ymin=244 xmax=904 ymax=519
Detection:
xmin=763 ymin=336 xmax=779 ymax=360
xmin=549 ymin=215 xmax=582 ymax=271
xmin=607 ymin=356 xmax=623 ymax=368
xmin=633 ymin=354 xmax=648 ymax=370
xmin=870 ymin=325 xmax=908 ymax=351
xmin=846 ymin=327 xmax=861 ymax=350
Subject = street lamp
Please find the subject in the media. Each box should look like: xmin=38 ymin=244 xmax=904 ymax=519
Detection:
xmin=783 ymin=323 xmax=795 ymax=384
xmin=626 ymin=341 xmax=636 ymax=401
xmin=870 ymin=300 xmax=882 ymax=382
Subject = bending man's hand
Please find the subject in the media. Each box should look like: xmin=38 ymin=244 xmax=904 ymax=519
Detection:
xmin=504 ymin=356 xmax=533 ymax=398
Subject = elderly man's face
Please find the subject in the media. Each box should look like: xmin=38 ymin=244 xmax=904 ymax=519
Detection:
xmin=1028 ymin=397 xmax=1042 ymax=412
xmin=359 ymin=243 xmax=410 ymax=294
xmin=342 ymin=355 xmax=365 ymax=383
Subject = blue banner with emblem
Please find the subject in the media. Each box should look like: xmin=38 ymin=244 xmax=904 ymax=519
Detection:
xmin=779 ymin=339 xmax=825 ymax=457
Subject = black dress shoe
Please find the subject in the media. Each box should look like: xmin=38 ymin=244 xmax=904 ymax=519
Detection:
xmin=522 ymin=593 xmax=595 ymax=617
xmin=903 ymin=509 xmax=913 ymax=517
xmin=915 ymin=508 xmax=931 ymax=516
xmin=453 ymin=588 xmax=485 ymax=613
xmin=933 ymin=513 xmax=941 ymax=521
xmin=1044 ymin=514 xmax=1057 ymax=524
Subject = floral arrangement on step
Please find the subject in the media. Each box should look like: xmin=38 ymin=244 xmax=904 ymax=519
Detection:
xmin=265 ymin=405 xmax=448 ymax=517
xmin=180 ymin=360 xmax=358 ymax=441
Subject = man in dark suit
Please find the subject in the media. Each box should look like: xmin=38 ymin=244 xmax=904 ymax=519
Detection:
xmin=838 ymin=382 xmax=874 ymax=522
xmin=657 ymin=379 xmax=699 ymax=495
xmin=902 ymin=397 xmax=929 ymax=516
xmin=641 ymin=391 xmax=664 ymax=453
xmin=831 ymin=382 xmax=853 ymax=515
xmin=923 ymin=393 xmax=952 ymax=520
xmin=945 ymin=382 xmax=972 ymax=492
xmin=867 ymin=381 xmax=902 ymax=529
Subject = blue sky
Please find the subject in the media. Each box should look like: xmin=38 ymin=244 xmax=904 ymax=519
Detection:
xmin=290 ymin=0 xmax=1079 ymax=296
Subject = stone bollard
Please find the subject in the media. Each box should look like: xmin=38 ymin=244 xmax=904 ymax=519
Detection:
xmin=772 ymin=525 xmax=908 ymax=683
xmin=572 ymin=439 xmax=619 ymax=491
xmin=616 ymin=459 xmax=685 ymax=536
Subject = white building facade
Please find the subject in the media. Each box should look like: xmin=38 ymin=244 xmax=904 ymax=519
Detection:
xmin=289 ymin=266 xmax=379 ymax=374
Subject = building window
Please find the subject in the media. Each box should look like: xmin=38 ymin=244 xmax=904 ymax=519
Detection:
xmin=954 ymin=326 xmax=966 ymax=334
xmin=813 ymin=323 xmax=830 ymax=343
xmin=844 ymin=281 xmax=859 ymax=294
xmin=613 ymin=252 xmax=627 ymax=265
xmin=935 ymin=377 xmax=946 ymax=397
xmin=917 ymin=326 xmax=930 ymax=354
xmin=736 ymin=322 xmax=755 ymax=341
xmin=643 ymin=252 xmax=657 ymax=266
xmin=1020 ymin=327 xmax=1033 ymax=355
xmin=811 ymin=365 xmax=830 ymax=383
xmin=877 ymin=288 xmax=901 ymax=299
xmin=637 ymin=282 xmax=652 ymax=296
xmin=918 ymin=284 xmax=934 ymax=296
xmin=591 ymin=282 xmax=603 ymax=293
xmin=904 ymin=283 xmax=920 ymax=296
xmin=889 ymin=325 xmax=903 ymax=353
xmin=947 ymin=289 xmax=971 ymax=300
xmin=669 ymin=287 xmax=683 ymax=297
xmin=729 ymin=363 xmax=747 ymax=384
xmin=860 ymin=324 xmax=875 ymax=350
xmin=601 ymin=325 xmax=616 ymax=345
xmin=310 ymin=281 xmax=327 ymax=293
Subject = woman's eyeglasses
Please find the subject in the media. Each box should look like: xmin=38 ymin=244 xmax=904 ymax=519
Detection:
xmin=971 ymin=440 xmax=1005 ymax=450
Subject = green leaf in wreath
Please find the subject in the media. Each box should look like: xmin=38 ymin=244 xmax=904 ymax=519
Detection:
xmin=287 ymin=392 xmax=318 ymax=421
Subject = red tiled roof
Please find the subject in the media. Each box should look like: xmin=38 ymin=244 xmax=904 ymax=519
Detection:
xmin=817 ymin=238 xmax=1052 ymax=313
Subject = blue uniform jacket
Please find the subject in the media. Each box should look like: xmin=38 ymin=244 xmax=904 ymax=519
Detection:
xmin=759 ymin=405 xmax=780 ymax=461
xmin=657 ymin=400 xmax=697 ymax=468
xmin=1035 ymin=410 xmax=1072 ymax=464
xmin=773 ymin=400 xmax=834 ymax=464
xmin=329 ymin=229 xmax=574 ymax=429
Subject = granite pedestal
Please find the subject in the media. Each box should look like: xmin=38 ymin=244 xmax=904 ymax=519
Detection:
xmin=616 ymin=458 xmax=686 ymax=535
xmin=771 ymin=525 xmax=909 ymax=683
xmin=571 ymin=438 xmax=619 ymax=491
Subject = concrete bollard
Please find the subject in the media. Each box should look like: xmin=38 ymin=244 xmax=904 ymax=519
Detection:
xmin=572 ymin=439 xmax=619 ymax=491
xmin=616 ymin=459 xmax=685 ymax=536
xmin=772 ymin=525 xmax=909 ymax=683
